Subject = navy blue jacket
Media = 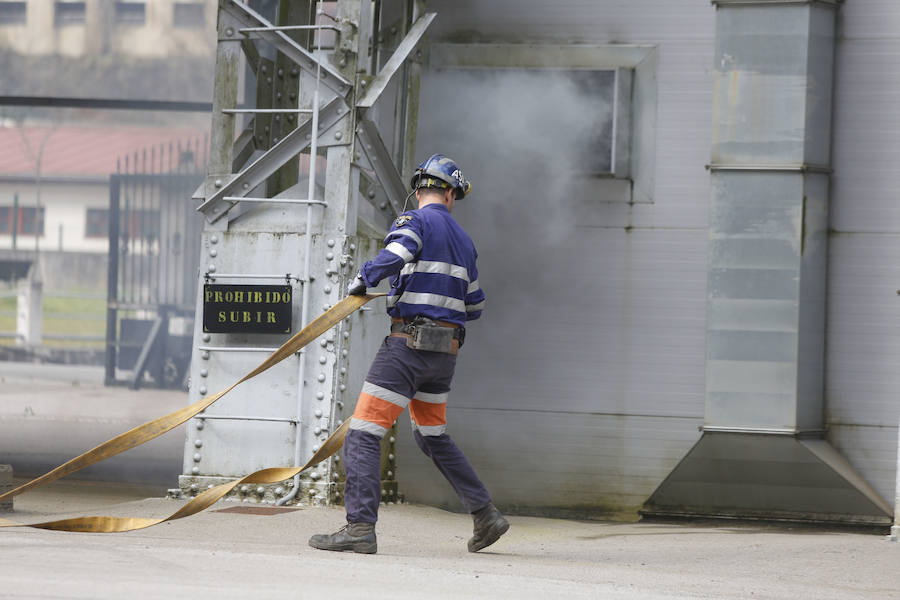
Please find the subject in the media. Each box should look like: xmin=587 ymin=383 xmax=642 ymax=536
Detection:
xmin=359 ymin=204 xmax=485 ymax=326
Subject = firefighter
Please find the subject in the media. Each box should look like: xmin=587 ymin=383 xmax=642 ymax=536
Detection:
xmin=309 ymin=154 xmax=508 ymax=554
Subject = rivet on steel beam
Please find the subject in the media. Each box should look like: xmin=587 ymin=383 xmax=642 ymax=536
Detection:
xmin=379 ymin=202 xmax=387 ymax=210
xmin=240 ymin=485 xmax=249 ymax=494
xmin=334 ymin=131 xmax=343 ymax=140
xmin=277 ymin=68 xmax=284 ymax=77
xmin=208 ymin=265 xmax=216 ymax=273
xmin=388 ymin=454 xmax=394 ymax=461
xmin=192 ymin=466 xmax=199 ymax=475
xmin=275 ymin=486 xmax=284 ymax=496
xmin=193 ymin=453 xmax=201 ymax=462
xmin=291 ymin=68 xmax=299 ymax=76
xmin=350 ymin=243 xmax=356 ymax=251
xmin=326 ymin=252 xmax=334 ymax=260
xmin=340 ymin=367 xmax=346 ymax=375
xmin=200 ymin=368 xmax=208 ymax=377
xmin=308 ymin=489 xmax=317 ymax=496
xmin=203 ymin=333 xmax=211 ymax=342
xmin=315 ymin=409 xmax=322 ymax=418
xmin=242 ymin=182 xmax=250 ymax=189
xmin=191 ymin=483 xmax=198 ymax=491
xmin=320 ymin=339 xmax=328 ymax=348
xmin=314 ymin=427 xmax=322 ymax=435
xmin=201 ymin=351 xmax=210 ymax=360
xmin=316 ymin=391 xmax=325 ymax=400
xmin=210 ymin=248 xmax=217 ymax=257
xmin=387 ymin=470 xmax=393 ymax=478
xmin=317 ymin=373 xmax=326 ymax=382
xmin=341 ymin=349 xmax=348 ymax=357
xmin=214 ymin=179 xmax=223 ymax=187
xmin=195 ymin=420 xmax=204 ymax=430
xmin=343 ymin=331 xmax=349 ymax=339
xmin=323 ymin=285 xmax=332 ymax=294
xmin=199 ymin=385 xmax=207 ymax=395
xmin=261 ymin=65 xmax=267 ymax=74
xmin=323 ymin=304 xmax=330 ymax=311
xmin=389 ymin=436 xmax=395 ymax=444
xmin=256 ymin=486 xmax=265 ymax=495
xmin=327 ymin=239 xmax=335 ymax=247
xmin=319 ymin=355 xmax=327 ymax=364
xmin=194 ymin=440 xmax=203 ymax=448
xmin=207 ymin=484 xmax=214 ymax=490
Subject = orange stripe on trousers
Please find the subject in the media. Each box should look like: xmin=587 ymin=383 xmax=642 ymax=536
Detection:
xmin=409 ymin=399 xmax=447 ymax=427
xmin=352 ymin=392 xmax=406 ymax=429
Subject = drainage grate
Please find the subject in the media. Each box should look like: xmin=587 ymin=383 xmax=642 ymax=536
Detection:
xmin=214 ymin=506 xmax=301 ymax=516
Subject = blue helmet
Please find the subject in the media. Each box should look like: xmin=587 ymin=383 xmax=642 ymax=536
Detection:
xmin=409 ymin=154 xmax=472 ymax=199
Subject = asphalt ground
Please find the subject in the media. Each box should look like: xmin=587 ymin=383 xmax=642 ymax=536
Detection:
xmin=1 ymin=362 xmax=900 ymax=599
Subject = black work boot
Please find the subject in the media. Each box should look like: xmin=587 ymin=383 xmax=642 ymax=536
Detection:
xmin=468 ymin=503 xmax=509 ymax=552
xmin=309 ymin=522 xmax=377 ymax=554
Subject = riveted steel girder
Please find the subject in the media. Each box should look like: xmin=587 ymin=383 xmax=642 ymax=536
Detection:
xmin=356 ymin=12 xmax=435 ymax=110
xmin=197 ymin=96 xmax=349 ymax=222
xmin=356 ymin=117 xmax=406 ymax=218
xmin=222 ymin=0 xmax=352 ymax=97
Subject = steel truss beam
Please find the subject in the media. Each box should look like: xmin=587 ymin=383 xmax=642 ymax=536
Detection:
xmin=197 ymin=96 xmax=349 ymax=222
xmin=223 ymin=0 xmax=352 ymax=97
xmin=356 ymin=118 xmax=406 ymax=217
xmin=356 ymin=12 xmax=435 ymax=110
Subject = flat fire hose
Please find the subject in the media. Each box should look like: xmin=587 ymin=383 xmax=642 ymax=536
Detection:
xmin=0 ymin=293 xmax=384 ymax=533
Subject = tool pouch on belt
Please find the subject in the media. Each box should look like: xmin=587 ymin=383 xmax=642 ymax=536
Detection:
xmin=391 ymin=318 xmax=464 ymax=354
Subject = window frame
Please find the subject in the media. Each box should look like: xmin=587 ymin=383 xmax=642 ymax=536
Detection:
xmin=173 ymin=1 xmax=205 ymax=29
xmin=114 ymin=1 xmax=146 ymax=26
xmin=0 ymin=1 xmax=26 ymax=25
xmin=427 ymin=43 xmax=658 ymax=203
xmin=54 ymin=1 xmax=86 ymax=26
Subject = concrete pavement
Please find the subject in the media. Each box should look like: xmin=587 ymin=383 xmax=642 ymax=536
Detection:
xmin=2 ymin=362 xmax=900 ymax=599
xmin=1 ymin=479 xmax=899 ymax=600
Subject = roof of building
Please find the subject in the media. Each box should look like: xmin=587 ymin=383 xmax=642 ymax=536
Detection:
xmin=0 ymin=125 xmax=208 ymax=180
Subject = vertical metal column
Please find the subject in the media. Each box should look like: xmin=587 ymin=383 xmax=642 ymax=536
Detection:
xmin=644 ymin=0 xmax=892 ymax=525
xmin=180 ymin=0 xmax=431 ymax=507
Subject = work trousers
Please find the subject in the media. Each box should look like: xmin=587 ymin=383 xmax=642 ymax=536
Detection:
xmin=343 ymin=335 xmax=491 ymax=524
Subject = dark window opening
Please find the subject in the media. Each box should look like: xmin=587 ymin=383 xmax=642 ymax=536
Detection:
xmin=115 ymin=1 xmax=146 ymax=25
xmin=89 ymin=207 xmax=160 ymax=240
xmin=173 ymin=2 xmax=204 ymax=28
xmin=0 ymin=2 xmax=26 ymax=25
xmin=55 ymin=1 xmax=86 ymax=26
xmin=0 ymin=206 xmax=45 ymax=236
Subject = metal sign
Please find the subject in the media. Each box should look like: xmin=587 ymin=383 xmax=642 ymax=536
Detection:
xmin=203 ymin=284 xmax=293 ymax=334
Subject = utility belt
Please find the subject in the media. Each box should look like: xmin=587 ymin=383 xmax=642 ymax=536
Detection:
xmin=390 ymin=317 xmax=465 ymax=355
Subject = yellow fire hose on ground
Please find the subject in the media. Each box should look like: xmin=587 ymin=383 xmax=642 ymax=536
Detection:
xmin=0 ymin=293 xmax=384 ymax=533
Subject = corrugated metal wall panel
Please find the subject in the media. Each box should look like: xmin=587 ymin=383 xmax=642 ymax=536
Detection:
xmin=396 ymin=410 xmax=702 ymax=517
xmin=394 ymin=1 xmax=714 ymax=516
xmin=826 ymin=1 xmax=900 ymax=504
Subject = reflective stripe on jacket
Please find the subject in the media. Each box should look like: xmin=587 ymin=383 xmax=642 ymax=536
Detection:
xmin=359 ymin=203 xmax=485 ymax=326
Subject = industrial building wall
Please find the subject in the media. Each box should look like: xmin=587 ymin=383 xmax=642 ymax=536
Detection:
xmin=394 ymin=0 xmax=716 ymax=517
xmin=826 ymin=1 xmax=900 ymax=504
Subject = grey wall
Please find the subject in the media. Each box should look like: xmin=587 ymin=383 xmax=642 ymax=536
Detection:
xmin=826 ymin=0 xmax=900 ymax=504
xmin=394 ymin=0 xmax=900 ymax=518
xmin=396 ymin=0 xmax=715 ymax=518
